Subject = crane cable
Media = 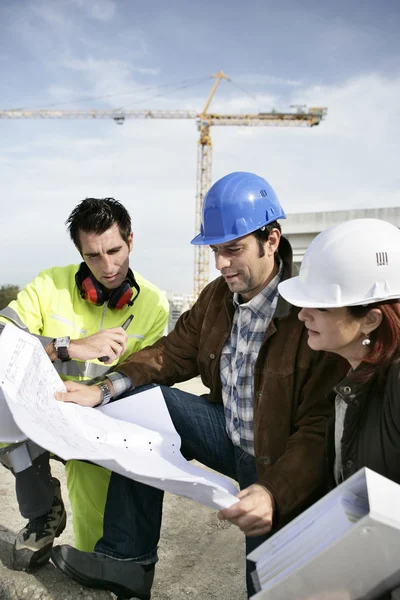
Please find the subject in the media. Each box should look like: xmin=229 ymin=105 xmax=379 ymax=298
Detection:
xmin=13 ymin=76 xmax=211 ymax=111
xmin=226 ymin=78 xmax=259 ymax=103
xmin=117 ymin=76 xmax=211 ymax=110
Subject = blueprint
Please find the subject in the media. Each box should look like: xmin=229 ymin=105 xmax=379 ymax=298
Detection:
xmin=0 ymin=323 xmax=238 ymax=510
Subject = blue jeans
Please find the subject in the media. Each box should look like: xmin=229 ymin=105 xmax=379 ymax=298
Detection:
xmin=96 ymin=385 xmax=267 ymax=597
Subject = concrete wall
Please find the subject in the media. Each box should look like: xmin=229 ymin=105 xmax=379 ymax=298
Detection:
xmin=282 ymin=207 xmax=400 ymax=267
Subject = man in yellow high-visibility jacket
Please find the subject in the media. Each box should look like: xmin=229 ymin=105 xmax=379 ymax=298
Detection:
xmin=0 ymin=197 xmax=168 ymax=571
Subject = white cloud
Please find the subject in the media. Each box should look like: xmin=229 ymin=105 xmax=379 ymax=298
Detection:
xmin=6 ymin=2 xmax=149 ymax=101
xmin=235 ymin=74 xmax=303 ymax=87
xmin=31 ymin=0 xmax=116 ymax=24
xmin=30 ymin=0 xmax=67 ymax=27
xmin=131 ymin=66 xmax=160 ymax=76
xmin=294 ymin=74 xmax=400 ymax=140
xmin=63 ymin=57 xmax=133 ymax=85
xmin=56 ymin=57 xmax=157 ymax=107
xmin=207 ymin=93 xmax=278 ymax=115
xmin=72 ymin=0 xmax=117 ymax=22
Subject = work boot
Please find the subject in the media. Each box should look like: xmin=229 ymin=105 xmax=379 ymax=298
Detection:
xmin=51 ymin=544 xmax=155 ymax=600
xmin=12 ymin=478 xmax=67 ymax=571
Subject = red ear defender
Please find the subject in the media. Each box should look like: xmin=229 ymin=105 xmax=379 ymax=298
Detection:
xmin=108 ymin=283 xmax=134 ymax=310
xmin=75 ymin=263 xmax=141 ymax=309
xmin=75 ymin=263 xmax=108 ymax=306
xmin=81 ymin=276 xmax=101 ymax=304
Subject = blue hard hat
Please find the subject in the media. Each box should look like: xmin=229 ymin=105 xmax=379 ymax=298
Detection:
xmin=191 ymin=171 xmax=286 ymax=246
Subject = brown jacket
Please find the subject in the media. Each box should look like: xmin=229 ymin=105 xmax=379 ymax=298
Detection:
xmin=119 ymin=237 xmax=345 ymax=525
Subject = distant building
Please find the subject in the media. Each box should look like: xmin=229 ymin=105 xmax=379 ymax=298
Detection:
xmin=283 ymin=207 xmax=400 ymax=269
xmin=166 ymin=292 xmax=195 ymax=333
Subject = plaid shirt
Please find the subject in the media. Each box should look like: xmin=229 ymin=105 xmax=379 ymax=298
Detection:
xmin=101 ymin=371 xmax=132 ymax=405
xmin=220 ymin=259 xmax=283 ymax=456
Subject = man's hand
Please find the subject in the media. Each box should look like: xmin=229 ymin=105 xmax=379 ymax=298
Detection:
xmin=217 ymin=484 xmax=275 ymax=537
xmin=55 ymin=380 xmax=111 ymax=407
xmin=69 ymin=328 xmax=128 ymax=364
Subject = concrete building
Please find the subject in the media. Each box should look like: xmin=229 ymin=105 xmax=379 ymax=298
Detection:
xmin=283 ymin=207 xmax=400 ymax=269
xmin=166 ymin=292 xmax=195 ymax=333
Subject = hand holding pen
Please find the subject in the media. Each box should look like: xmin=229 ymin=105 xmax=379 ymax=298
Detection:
xmin=98 ymin=314 xmax=134 ymax=363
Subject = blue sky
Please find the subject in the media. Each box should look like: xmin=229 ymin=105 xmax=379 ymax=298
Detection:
xmin=0 ymin=0 xmax=399 ymax=294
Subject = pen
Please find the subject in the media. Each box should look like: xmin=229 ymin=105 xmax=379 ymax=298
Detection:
xmin=121 ymin=314 xmax=134 ymax=330
xmin=98 ymin=314 xmax=134 ymax=363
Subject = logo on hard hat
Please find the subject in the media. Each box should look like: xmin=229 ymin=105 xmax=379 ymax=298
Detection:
xmin=376 ymin=252 xmax=388 ymax=267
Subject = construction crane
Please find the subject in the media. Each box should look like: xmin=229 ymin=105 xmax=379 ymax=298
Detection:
xmin=0 ymin=70 xmax=327 ymax=297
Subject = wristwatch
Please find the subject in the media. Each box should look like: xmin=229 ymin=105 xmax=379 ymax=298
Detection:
xmin=96 ymin=381 xmax=111 ymax=407
xmin=54 ymin=336 xmax=71 ymax=362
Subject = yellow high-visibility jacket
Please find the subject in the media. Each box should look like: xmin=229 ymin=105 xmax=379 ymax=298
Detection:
xmin=0 ymin=264 xmax=169 ymax=550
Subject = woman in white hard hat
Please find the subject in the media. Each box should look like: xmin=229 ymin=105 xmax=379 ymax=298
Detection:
xmin=278 ymin=218 xmax=400 ymax=488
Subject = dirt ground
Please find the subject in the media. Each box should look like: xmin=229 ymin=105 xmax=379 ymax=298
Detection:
xmin=0 ymin=379 xmax=247 ymax=600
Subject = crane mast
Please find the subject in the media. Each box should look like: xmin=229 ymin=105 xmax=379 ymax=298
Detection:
xmin=0 ymin=71 xmax=327 ymax=298
xmin=194 ymin=71 xmax=229 ymax=296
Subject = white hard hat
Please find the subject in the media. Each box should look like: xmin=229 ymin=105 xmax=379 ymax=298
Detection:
xmin=278 ymin=218 xmax=400 ymax=308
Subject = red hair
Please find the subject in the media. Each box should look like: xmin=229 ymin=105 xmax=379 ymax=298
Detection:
xmin=348 ymin=300 xmax=400 ymax=383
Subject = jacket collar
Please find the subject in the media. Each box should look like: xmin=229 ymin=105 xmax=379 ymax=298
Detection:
xmin=223 ymin=234 xmax=294 ymax=320
xmin=274 ymin=236 xmax=293 ymax=319
xmin=333 ymin=370 xmax=375 ymax=404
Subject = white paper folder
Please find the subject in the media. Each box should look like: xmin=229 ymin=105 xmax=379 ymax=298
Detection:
xmin=248 ymin=468 xmax=400 ymax=600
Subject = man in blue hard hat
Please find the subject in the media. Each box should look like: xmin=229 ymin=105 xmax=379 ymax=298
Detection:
xmin=50 ymin=172 xmax=344 ymax=599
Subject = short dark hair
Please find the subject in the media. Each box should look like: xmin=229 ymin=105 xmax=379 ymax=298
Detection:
xmin=66 ymin=198 xmax=132 ymax=251
xmin=253 ymin=221 xmax=282 ymax=257
xmin=348 ymin=300 xmax=400 ymax=384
